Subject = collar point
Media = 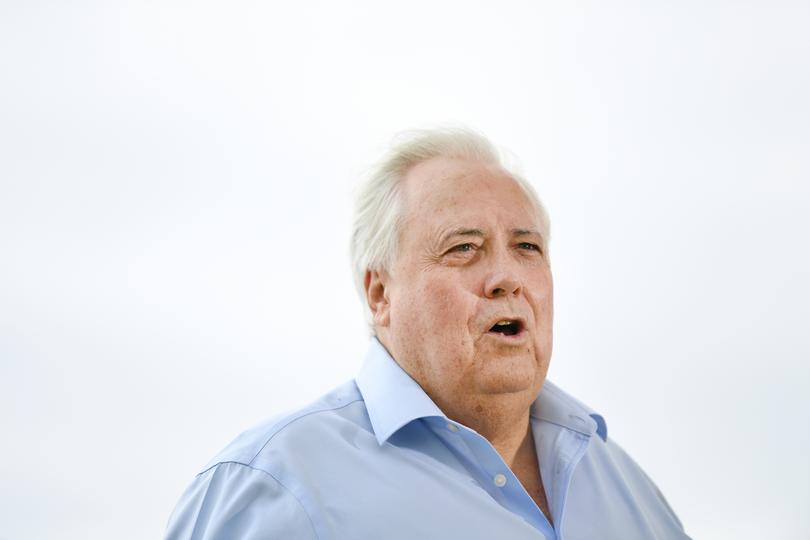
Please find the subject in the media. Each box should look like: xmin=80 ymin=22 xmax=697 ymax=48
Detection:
xmin=590 ymin=413 xmax=608 ymax=442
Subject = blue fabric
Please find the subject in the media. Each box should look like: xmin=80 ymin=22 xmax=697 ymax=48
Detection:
xmin=166 ymin=339 xmax=690 ymax=539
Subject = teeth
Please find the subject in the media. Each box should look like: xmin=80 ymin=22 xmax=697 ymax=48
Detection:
xmin=496 ymin=320 xmax=512 ymax=326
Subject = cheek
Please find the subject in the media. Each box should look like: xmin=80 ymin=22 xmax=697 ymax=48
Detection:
xmin=391 ymin=280 xmax=445 ymax=333
xmin=421 ymin=279 xmax=476 ymax=329
xmin=527 ymin=273 xmax=554 ymax=322
xmin=392 ymin=281 xmax=477 ymax=356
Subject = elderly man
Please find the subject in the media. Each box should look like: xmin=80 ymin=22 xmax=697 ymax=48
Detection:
xmin=165 ymin=129 xmax=690 ymax=539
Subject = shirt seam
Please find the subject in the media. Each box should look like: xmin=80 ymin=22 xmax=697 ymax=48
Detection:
xmin=213 ymin=460 xmax=323 ymax=540
xmin=246 ymin=398 xmax=365 ymax=467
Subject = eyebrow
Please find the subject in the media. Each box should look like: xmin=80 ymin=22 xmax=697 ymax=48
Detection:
xmin=439 ymin=227 xmax=542 ymax=245
xmin=439 ymin=228 xmax=485 ymax=245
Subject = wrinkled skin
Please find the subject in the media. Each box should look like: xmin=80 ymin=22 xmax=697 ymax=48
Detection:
xmin=366 ymin=156 xmax=554 ymax=438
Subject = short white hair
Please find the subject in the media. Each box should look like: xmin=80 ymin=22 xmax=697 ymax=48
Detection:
xmin=349 ymin=127 xmax=551 ymax=328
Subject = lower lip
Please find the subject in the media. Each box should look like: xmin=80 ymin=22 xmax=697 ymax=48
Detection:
xmin=487 ymin=328 xmax=528 ymax=343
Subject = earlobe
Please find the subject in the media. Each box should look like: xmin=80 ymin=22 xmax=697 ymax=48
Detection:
xmin=365 ymin=269 xmax=391 ymax=327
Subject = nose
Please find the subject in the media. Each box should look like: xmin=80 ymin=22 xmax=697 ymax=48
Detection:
xmin=483 ymin=252 xmax=522 ymax=298
xmin=484 ymin=272 xmax=522 ymax=298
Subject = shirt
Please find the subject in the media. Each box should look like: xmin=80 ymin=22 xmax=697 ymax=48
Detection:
xmin=165 ymin=338 xmax=690 ymax=539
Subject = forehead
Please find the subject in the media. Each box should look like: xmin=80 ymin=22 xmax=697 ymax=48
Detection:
xmin=399 ymin=157 xmax=539 ymax=234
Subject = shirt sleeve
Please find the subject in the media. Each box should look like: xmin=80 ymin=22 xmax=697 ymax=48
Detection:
xmin=164 ymin=461 xmax=318 ymax=540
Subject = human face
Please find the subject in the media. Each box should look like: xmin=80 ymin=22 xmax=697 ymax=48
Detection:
xmin=371 ymin=157 xmax=553 ymax=413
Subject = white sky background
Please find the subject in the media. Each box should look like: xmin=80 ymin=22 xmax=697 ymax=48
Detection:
xmin=1 ymin=1 xmax=808 ymax=539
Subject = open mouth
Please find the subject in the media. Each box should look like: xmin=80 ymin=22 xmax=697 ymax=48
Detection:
xmin=488 ymin=319 xmax=523 ymax=336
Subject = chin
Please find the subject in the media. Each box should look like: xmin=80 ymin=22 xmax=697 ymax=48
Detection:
xmin=476 ymin=367 xmax=539 ymax=395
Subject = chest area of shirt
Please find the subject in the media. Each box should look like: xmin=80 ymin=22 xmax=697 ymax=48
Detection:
xmin=306 ymin=450 xmax=548 ymax=539
xmin=267 ymin=412 xmax=683 ymax=540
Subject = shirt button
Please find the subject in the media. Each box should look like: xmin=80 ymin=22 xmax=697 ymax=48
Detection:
xmin=447 ymin=423 xmax=459 ymax=432
xmin=493 ymin=473 xmax=507 ymax=487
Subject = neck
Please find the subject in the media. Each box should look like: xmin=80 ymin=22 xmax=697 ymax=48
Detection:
xmin=374 ymin=331 xmax=540 ymax=465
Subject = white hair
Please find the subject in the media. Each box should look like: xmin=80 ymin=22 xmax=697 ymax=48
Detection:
xmin=349 ymin=127 xmax=551 ymax=328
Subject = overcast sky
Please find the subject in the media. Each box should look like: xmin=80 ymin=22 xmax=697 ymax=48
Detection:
xmin=1 ymin=1 xmax=809 ymax=539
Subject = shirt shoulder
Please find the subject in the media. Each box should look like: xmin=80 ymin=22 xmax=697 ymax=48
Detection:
xmin=200 ymin=379 xmax=367 ymax=475
xmin=568 ymin=432 xmax=688 ymax=537
xmin=602 ymin=436 xmax=686 ymax=530
xmin=165 ymin=381 xmax=369 ymax=539
xmin=165 ymin=461 xmax=319 ymax=540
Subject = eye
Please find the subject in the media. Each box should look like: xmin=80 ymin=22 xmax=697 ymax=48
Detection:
xmin=517 ymin=242 xmax=542 ymax=253
xmin=448 ymin=243 xmax=477 ymax=253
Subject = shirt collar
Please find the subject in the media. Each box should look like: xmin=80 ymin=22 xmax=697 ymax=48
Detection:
xmin=355 ymin=338 xmax=446 ymax=445
xmin=356 ymin=337 xmax=608 ymax=445
xmin=531 ymin=381 xmax=608 ymax=442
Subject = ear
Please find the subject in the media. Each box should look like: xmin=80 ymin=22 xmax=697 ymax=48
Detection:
xmin=364 ymin=269 xmax=391 ymax=327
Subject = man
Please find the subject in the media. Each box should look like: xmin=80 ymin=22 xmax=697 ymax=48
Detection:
xmin=165 ymin=128 xmax=690 ymax=539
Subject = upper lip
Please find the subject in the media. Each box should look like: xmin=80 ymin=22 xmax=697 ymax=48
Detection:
xmin=484 ymin=315 xmax=527 ymax=333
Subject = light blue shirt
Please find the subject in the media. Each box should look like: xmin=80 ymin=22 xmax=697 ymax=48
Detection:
xmin=166 ymin=339 xmax=689 ymax=539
